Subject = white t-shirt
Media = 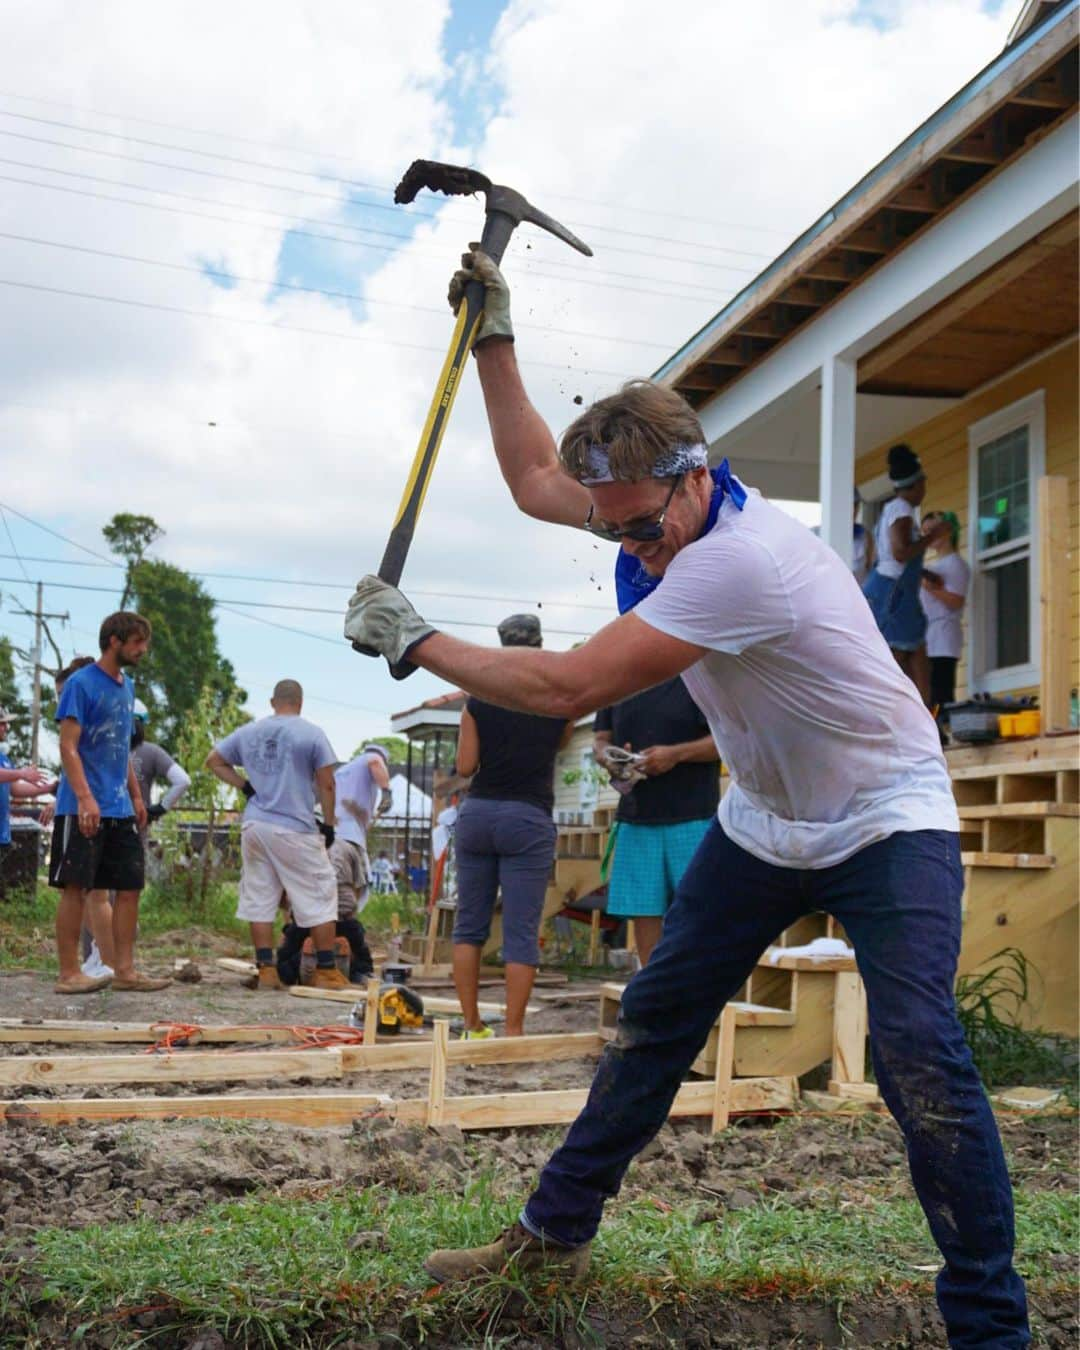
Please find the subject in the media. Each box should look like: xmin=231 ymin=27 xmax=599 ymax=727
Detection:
xmin=634 ymin=491 xmax=958 ymax=869
xmin=334 ymin=752 xmax=383 ymax=847
xmin=875 ymin=497 xmax=919 ymax=579
xmin=920 ymin=552 xmax=970 ymax=659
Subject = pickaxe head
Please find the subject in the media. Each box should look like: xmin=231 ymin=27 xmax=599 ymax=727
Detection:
xmin=394 ymin=159 xmax=592 ymax=260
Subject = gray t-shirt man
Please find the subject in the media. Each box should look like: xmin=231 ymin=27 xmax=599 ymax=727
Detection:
xmin=131 ymin=740 xmax=191 ymax=817
xmin=216 ymin=715 xmax=336 ymax=833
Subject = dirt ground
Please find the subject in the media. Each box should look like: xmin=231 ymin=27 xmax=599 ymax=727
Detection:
xmin=0 ymin=960 xmax=1076 ymax=1347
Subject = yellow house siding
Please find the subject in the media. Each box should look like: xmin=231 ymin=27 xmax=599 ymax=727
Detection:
xmin=856 ymin=338 xmax=1079 ymax=700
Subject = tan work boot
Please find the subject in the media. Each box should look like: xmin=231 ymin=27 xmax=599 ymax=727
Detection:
xmin=424 ymin=1222 xmax=591 ymax=1285
xmin=257 ymin=964 xmax=283 ymax=990
xmin=311 ymin=965 xmax=354 ymax=991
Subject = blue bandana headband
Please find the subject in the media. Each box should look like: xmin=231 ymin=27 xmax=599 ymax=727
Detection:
xmin=581 ymin=440 xmax=709 ymax=486
xmin=614 ymin=458 xmax=747 ymax=614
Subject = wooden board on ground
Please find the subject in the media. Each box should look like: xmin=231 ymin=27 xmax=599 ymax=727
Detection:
xmin=538 ymin=987 xmax=605 ymax=1003
xmin=287 ymin=985 xmax=537 ymax=1016
xmin=0 ymin=1019 xmax=304 ymax=1046
xmin=0 ymin=1074 xmax=798 ymax=1129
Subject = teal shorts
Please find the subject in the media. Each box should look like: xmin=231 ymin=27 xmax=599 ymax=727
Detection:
xmin=605 ymin=818 xmax=712 ymax=918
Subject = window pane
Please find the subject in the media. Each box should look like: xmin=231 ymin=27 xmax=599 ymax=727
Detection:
xmin=980 ymin=554 xmax=1030 ymax=673
xmin=977 ymin=426 xmax=1029 ymax=551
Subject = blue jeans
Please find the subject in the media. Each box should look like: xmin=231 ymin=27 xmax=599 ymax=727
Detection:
xmin=524 ymin=824 xmax=1029 ymax=1349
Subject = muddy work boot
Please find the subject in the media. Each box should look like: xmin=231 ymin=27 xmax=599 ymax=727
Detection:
xmin=310 ymin=965 xmax=354 ymax=991
xmin=257 ymin=964 xmax=283 ymax=990
xmin=424 ymin=1222 xmax=590 ymax=1285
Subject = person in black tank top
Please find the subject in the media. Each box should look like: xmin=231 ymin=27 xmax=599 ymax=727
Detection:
xmin=453 ymin=615 xmax=572 ymax=1038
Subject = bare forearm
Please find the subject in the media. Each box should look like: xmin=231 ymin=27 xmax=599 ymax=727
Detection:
xmin=206 ymin=755 xmax=247 ymax=792
xmin=671 ymin=734 xmax=719 ymax=765
xmin=318 ymin=782 xmax=335 ymax=824
xmin=475 ymin=343 xmax=588 ymax=526
xmin=127 ymin=762 xmax=143 ymax=812
xmin=59 ymin=742 xmax=92 ymax=801
xmin=416 ymin=633 xmax=593 ymax=720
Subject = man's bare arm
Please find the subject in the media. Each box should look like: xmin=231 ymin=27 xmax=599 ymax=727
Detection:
xmin=205 ymin=748 xmax=248 ymax=792
xmin=475 ymin=342 xmax=591 ymax=528
xmin=315 ymin=764 xmax=336 ymax=828
xmin=414 ymin=614 xmax=705 ymax=722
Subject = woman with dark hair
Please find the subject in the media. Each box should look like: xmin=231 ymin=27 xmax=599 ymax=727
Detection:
xmin=862 ymin=444 xmax=948 ymax=703
xmin=452 ymin=614 xmax=573 ymax=1039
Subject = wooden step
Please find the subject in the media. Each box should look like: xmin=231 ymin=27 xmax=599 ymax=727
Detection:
xmin=759 ymin=947 xmax=858 ymax=972
xmin=957 ymin=802 xmax=1079 ymax=819
xmin=961 ymin=851 xmax=1056 ymax=869
xmin=598 ymin=984 xmax=794 ymax=1038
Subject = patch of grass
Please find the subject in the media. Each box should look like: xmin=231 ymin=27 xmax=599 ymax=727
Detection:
xmin=15 ymin=1180 xmax=1076 ymax=1345
xmin=956 ymin=948 xmax=1075 ymax=1088
xmin=360 ymin=888 xmax=428 ymax=937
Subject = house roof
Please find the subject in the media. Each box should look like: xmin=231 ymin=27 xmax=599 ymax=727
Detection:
xmin=655 ymin=0 xmax=1078 ymax=410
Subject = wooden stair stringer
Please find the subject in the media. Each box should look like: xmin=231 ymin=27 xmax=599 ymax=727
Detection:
xmin=958 ymin=815 xmax=1078 ymax=1034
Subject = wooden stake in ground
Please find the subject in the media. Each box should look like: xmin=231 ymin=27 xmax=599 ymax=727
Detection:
xmin=711 ymin=1004 xmax=737 ymax=1132
xmin=363 ymin=978 xmax=381 ymax=1047
xmin=427 ymin=1019 xmax=448 ymax=1126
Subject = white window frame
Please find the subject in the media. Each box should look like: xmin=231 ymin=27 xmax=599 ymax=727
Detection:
xmin=966 ymin=390 xmax=1044 ymax=694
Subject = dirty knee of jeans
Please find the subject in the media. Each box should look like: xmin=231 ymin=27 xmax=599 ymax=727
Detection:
xmin=613 ymin=1017 xmax=648 ymax=1051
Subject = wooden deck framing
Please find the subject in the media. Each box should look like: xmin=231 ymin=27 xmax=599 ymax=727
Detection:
xmin=0 ymin=1021 xmax=797 ymax=1132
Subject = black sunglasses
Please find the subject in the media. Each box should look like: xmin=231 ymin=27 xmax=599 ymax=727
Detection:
xmin=583 ymin=475 xmax=683 ymax=544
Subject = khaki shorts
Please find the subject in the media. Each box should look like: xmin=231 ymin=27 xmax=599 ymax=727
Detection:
xmin=237 ymin=821 xmax=337 ymax=927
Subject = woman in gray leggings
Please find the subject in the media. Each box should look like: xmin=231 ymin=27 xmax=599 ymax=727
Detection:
xmin=453 ymin=615 xmax=572 ymax=1038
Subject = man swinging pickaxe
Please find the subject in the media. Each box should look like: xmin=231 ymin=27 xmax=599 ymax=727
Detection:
xmin=352 ymin=160 xmax=590 ymax=675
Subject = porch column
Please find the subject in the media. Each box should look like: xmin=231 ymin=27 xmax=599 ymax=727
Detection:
xmin=819 ymin=354 xmax=857 ymax=567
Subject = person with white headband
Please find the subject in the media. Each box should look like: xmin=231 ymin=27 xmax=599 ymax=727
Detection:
xmin=343 ymin=250 xmax=1028 ymax=1347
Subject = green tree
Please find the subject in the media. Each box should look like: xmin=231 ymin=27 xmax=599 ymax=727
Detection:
xmin=102 ymin=513 xmax=164 ymax=609
xmin=162 ymin=682 xmax=250 ymax=913
xmin=0 ymin=637 xmax=32 ymax=764
xmin=126 ymin=557 xmax=246 ymax=750
xmin=351 ymin=735 xmax=408 ymax=763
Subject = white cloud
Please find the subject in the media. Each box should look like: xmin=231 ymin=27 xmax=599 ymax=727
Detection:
xmin=0 ymin=0 xmax=1014 ymax=753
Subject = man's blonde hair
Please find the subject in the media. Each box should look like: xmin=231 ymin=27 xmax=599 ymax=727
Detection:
xmin=559 ymin=380 xmax=705 ymax=483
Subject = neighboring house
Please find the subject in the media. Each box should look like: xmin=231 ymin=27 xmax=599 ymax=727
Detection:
xmin=653 ymin=0 xmax=1078 ymax=1034
xmin=655 ymin=1 xmax=1078 ymax=716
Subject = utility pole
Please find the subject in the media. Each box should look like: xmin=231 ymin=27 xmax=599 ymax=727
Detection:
xmin=13 ymin=584 xmax=69 ymax=763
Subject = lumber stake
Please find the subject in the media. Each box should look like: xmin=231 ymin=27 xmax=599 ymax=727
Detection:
xmin=711 ymin=1003 xmax=737 ymax=1132
xmin=363 ymin=978 xmax=381 ymax=1047
xmin=428 ymin=1019 xmax=448 ymax=1126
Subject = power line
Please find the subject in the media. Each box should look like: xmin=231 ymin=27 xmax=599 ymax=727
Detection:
xmin=0 ymin=168 xmax=741 ymax=304
xmin=0 ymin=125 xmax=774 ymax=275
xmin=0 ymin=275 xmax=633 ymax=379
xmin=0 ymin=501 xmax=114 ymax=562
xmin=0 ymin=577 xmax=598 ymax=639
xmin=0 ymin=508 xmax=32 ymax=585
xmin=0 ymin=229 xmax=678 ymax=353
xmin=0 ymin=103 xmax=782 ymax=257
xmin=0 ymin=553 xmax=614 ymax=611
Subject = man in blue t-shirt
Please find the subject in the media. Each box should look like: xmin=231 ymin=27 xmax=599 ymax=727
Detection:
xmin=207 ymin=678 xmax=349 ymax=991
xmin=48 ymin=611 xmax=169 ymax=995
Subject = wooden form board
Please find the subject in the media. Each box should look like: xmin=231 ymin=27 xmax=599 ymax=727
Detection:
xmin=0 ymin=1032 xmax=608 ymax=1088
xmin=0 ymin=1075 xmax=799 ymax=1130
xmin=286 ymin=985 xmax=536 ymax=1016
xmin=0 ymin=1019 xmax=302 ymax=1045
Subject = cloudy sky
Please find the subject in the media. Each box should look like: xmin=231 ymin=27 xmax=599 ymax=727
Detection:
xmin=0 ymin=0 xmax=1015 ymax=760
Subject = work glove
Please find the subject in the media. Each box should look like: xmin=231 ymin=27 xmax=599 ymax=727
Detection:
xmin=376 ymin=787 xmax=393 ymax=818
xmin=345 ymin=575 xmax=436 ymax=681
xmin=318 ymin=821 xmax=335 ymax=850
xmin=448 ymin=245 xmax=513 ymax=346
xmin=146 ymin=803 xmax=167 ymax=823
xmin=241 ymin=780 xmax=257 ymax=800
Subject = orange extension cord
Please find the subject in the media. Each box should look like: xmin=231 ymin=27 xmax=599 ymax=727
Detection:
xmin=144 ymin=1020 xmax=371 ymax=1053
